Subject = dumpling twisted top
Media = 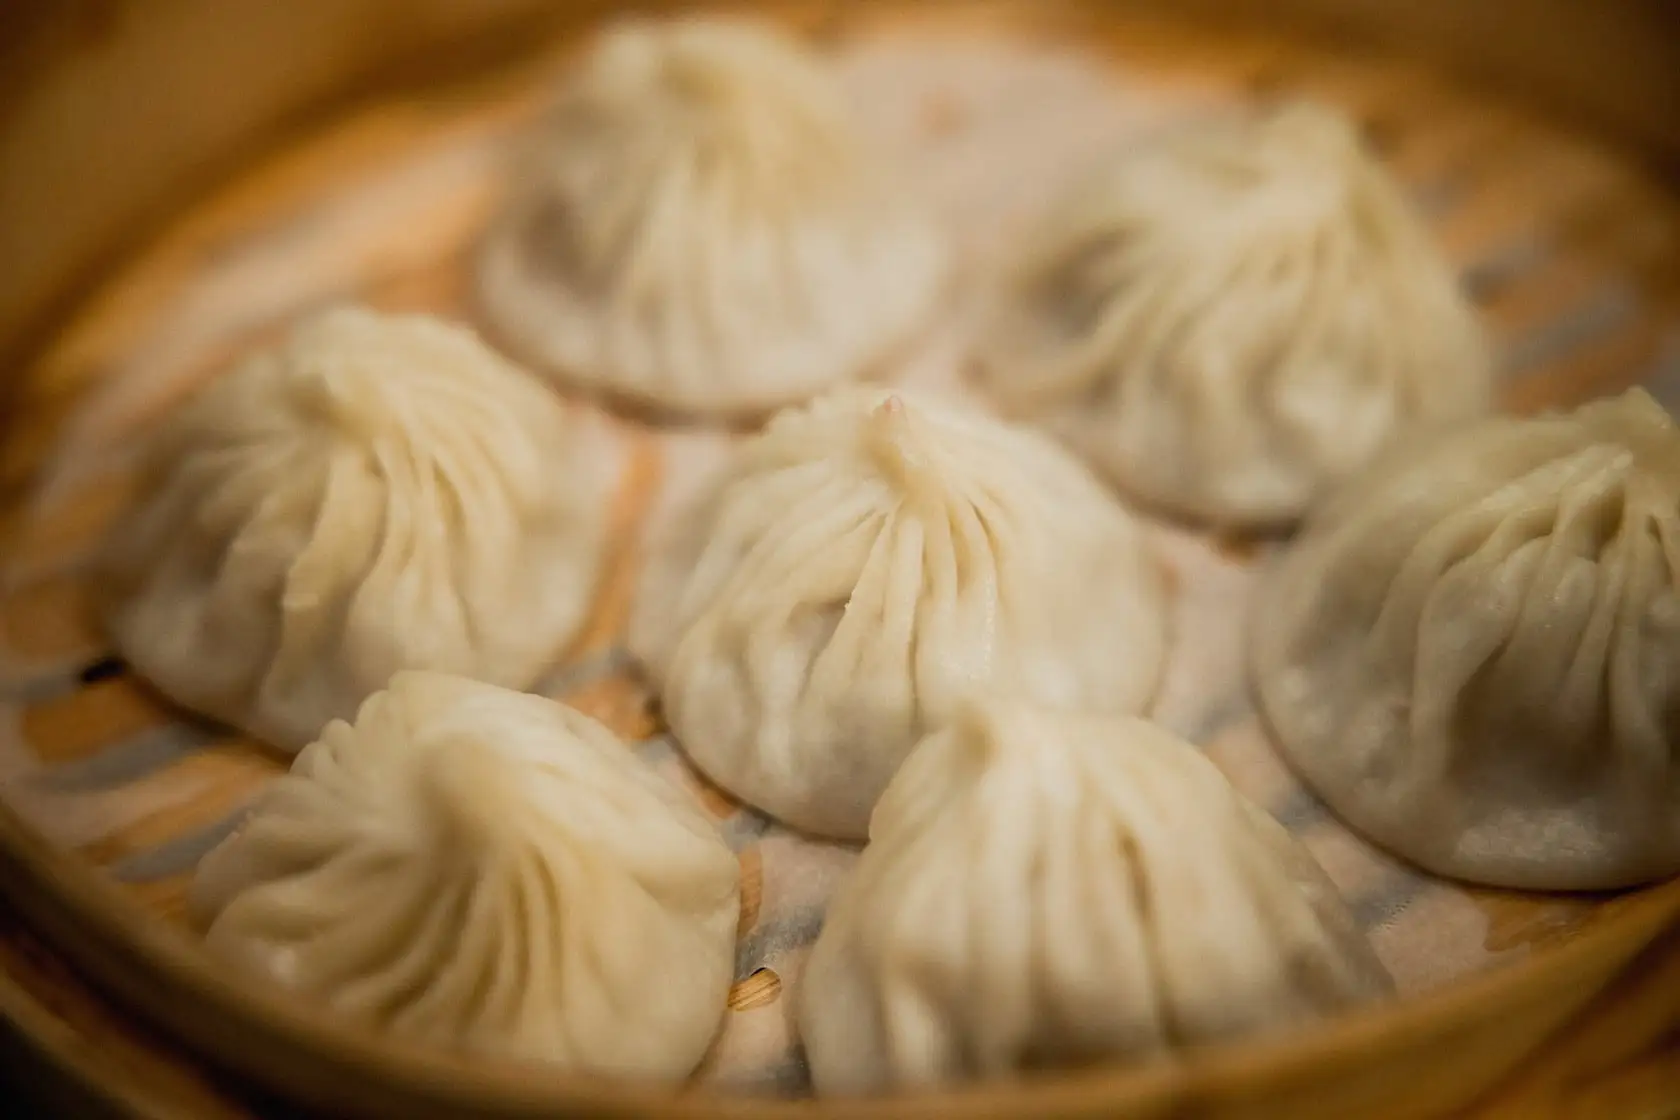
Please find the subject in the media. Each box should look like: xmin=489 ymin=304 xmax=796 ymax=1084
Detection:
xmin=799 ymin=701 xmax=1393 ymax=1095
xmin=191 ymin=672 xmax=740 ymax=1077
xmin=477 ymin=17 xmax=946 ymax=416
xmin=632 ymin=387 xmax=1167 ymax=838
xmin=1254 ymin=387 xmax=1680 ymax=889
xmin=979 ymin=101 xmax=1490 ymax=527
xmin=102 ymin=307 xmax=607 ymax=752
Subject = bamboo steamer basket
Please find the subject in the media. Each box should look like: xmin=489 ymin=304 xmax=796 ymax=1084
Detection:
xmin=1 ymin=1 xmax=1679 ymax=1117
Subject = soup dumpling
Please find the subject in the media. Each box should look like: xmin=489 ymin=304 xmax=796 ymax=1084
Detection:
xmin=632 ymin=387 xmax=1168 ymax=839
xmin=1253 ymin=388 xmax=1680 ymax=889
xmin=102 ymin=307 xmax=608 ymax=752
xmin=477 ymin=17 xmax=945 ymax=417
xmin=799 ymin=701 xmax=1393 ymax=1095
xmin=191 ymin=672 xmax=740 ymax=1078
xmin=978 ymin=101 xmax=1490 ymax=528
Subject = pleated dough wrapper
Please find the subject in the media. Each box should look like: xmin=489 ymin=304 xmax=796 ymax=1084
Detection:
xmin=191 ymin=672 xmax=740 ymax=1078
xmin=978 ymin=101 xmax=1490 ymax=528
xmin=799 ymin=701 xmax=1393 ymax=1095
xmin=477 ymin=17 xmax=946 ymax=416
xmin=1253 ymin=388 xmax=1680 ymax=889
xmin=632 ymin=386 xmax=1168 ymax=839
xmin=102 ymin=307 xmax=608 ymax=753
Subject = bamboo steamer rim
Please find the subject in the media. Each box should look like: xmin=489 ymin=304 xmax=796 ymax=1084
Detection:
xmin=1 ymin=1 xmax=1679 ymax=1117
xmin=2 ymin=795 xmax=1678 ymax=1118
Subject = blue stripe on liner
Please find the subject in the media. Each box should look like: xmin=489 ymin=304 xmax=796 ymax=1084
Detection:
xmin=1500 ymin=284 xmax=1640 ymax=377
xmin=1413 ymin=177 xmax=1467 ymax=219
xmin=1270 ymin=786 xmax=1331 ymax=832
xmin=1351 ymin=873 xmax=1427 ymax=930
xmin=631 ymin=734 xmax=680 ymax=767
xmin=719 ymin=811 xmax=773 ymax=852
xmin=1633 ymin=336 xmax=1680 ymax=412
xmin=714 ymin=1052 xmax=812 ymax=1098
xmin=1174 ymin=697 xmax=1255 ymax=747
xmin=735 ymin=911 xmax=828 ymax=979
xmin=107 ymin=808 xmax=251 ymax=882
xmin=731 ymin=1054 xmax=811 ymax=1099
xmin=0 ymin=668 xmax=83 ymax=707
xmin=1461 ymin=236 xmax=1550 ymax=303
xmin=1346 ymin=841 xmax=1432 ymax=931
xmin=535 ymin=646 xmax=635 ymax=697
xmin=27 ymin=722 xmax=221 ymax=793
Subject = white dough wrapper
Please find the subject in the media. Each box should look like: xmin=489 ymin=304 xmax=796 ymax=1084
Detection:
xmin=191 ymin=672 xmax=741 ymax=1079
xmin=477 ymin=17 xmax=947 ymax=417
xmin=632 ymin=386 xmax=1169 ymax=839
xmin=1253 ymin=388 xmax=1680 ymax=890
xmin=101 ymin=306 xmax=610 ymax=753
xmin=978 ymin=101 xmax=1491 ymax=528
xmin=798 ymin=701 xmax=1393 ymax=1095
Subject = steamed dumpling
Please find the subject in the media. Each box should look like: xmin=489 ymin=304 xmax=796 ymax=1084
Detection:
xmin=477 ymin=17 xmax=945 ymax=416
xmin=977 ymin=101 xmax=1491 ymax=528
xmin=190 ymin=672 xmax=740 ymax=1078
xmin=798 ymin=701 xmax=1393 ymax=1095
xmin=1253 ymin=388 xmax=1680 ymax=890
xmin=632 ymin=387 xmax=1168 ymax=839
xmin=101 ymin=307 xmax=608 ymax=753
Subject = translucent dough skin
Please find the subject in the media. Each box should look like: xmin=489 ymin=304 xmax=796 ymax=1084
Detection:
xmin=632 ymin=387 xmax=1169 ymax=840
xmin=978 ymin=101 xmax=1490 ymax=528
xmin=1253 ymin=389 xmax=1680 ymax=890
xmin=101 ymin=307 xmax=607 ymax=754
xmin=798 ymin=703 xmax=1392 ymax=1096
xmin=190 ymin=672 xmax=740 ymax=1079
xmin=477 ymin=17 xmax=945 ymax=416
